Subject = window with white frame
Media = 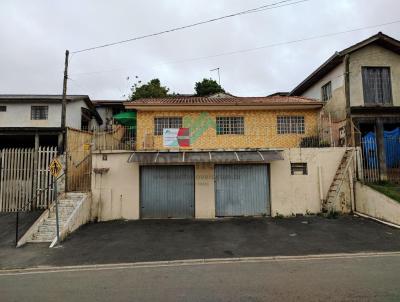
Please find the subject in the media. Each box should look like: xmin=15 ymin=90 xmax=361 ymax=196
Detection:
xmin=0 ymin=106 xmax=6 ymax=112
xmin=31 ymin=106 xmax=48 ymax=120
xmin=154 ymin=117 xmax=182 ymax=135
xmin=216 ymin=116 xmax=244 ymax=135
xmin=277 ymin=116 xmax=305 ymax=134
xmin=321 ymin=81 xmax=332 ymax=102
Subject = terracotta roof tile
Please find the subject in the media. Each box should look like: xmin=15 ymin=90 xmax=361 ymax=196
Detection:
xmin=125 ymin=96 xmax=322 ymax=107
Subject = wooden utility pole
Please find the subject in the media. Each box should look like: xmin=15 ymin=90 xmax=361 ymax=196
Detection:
xmin=60 ymin=50 xmax=69 ymax=153
xmin=61 ymin=50 xmax=69 ymax=192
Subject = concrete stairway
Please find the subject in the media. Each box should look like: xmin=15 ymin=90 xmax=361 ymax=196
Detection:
xmin=27 ymin=193 xmax=86 ymax=243
xmin=323 ymin=149 xmax=354 ymax=213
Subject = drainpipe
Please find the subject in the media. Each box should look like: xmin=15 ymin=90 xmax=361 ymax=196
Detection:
xmin=318 ymin=166 xmax=324 ymax=211
xmin=344 ymin=54 xmax=354 ymax=146
xmin=376 ymin=119 xmax=388 ymax=181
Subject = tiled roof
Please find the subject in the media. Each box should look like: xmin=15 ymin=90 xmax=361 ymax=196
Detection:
xmin=125 ymin=96 xmax=322 ymax=107
xmin=0 ymin=94 xmax=89 ymax=101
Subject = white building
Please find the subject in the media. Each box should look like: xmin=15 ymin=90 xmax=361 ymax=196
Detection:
xmin=92 ymin=100 xmax=125 ymax=130
xmin=0 ymin=95 xmax=102 ymax=148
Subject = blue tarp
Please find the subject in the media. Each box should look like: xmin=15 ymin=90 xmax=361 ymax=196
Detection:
xmin=362 ymin=128 xmax=400 ymax=168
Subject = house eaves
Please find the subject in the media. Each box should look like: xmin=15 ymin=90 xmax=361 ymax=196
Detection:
xmin=290 ymin=32 xmax=400 ymax=96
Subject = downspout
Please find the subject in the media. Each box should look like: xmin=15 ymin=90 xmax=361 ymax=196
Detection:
xmin=344 ymin=54 xmax=357 ymax=213
xmin=344 ymin=54 xmax=353 ymax=146
xmin=318 ymin=166 xmax=324 ymax=211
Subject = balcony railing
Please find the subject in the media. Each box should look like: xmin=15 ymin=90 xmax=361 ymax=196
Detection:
xmin=91 ymin=125 xmax=136 ymax=151
xmin=137 ymin=125 xmax=332 ymax=151
xmin=86 ymin=120 xmax=339 ymax=152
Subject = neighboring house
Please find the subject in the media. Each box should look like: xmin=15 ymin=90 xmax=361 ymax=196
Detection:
xmin=290 ymin=32 xmax=400 ymax=180
xmin=90 ymin=95 xmax=348 ymax=221
xmin=93 ymin=100 xmax=126 ymax=130
xmin=0 ymin=95 xmax=102 ymax=149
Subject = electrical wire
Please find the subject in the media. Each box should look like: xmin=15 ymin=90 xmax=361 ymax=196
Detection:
xmin=71 ymin=0 xmax=311 ymax=54
xmin=70 ymin=19 xmax=400 ymax=76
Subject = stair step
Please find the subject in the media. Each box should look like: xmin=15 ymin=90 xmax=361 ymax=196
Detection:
xmin=32 ymin=233 xmax=55 ymax=241
xmin=27 ymin=193 xmax=87 ymax=244
xmin=43 ymin=219 xmax=68 ymax=225
xmin=38 ymin=225 xmax=55 ymax=232
xmin=48 ymin=212 xmax=71 ymax=217
xmin=29 ymin=238 xmax=53 ymax=243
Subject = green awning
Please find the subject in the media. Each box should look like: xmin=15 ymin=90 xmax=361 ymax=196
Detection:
xmin=113 ymin=111 xmax=137 ymax=126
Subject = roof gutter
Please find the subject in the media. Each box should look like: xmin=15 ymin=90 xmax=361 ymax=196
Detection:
xmin=124 ymin=103 xmax=324 ymax=111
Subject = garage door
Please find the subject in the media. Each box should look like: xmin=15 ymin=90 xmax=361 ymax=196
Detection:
xmin=215 ymin=164 xmax=270 ymax=217
xmin=140 ymin=166 xmax=195 ymax=218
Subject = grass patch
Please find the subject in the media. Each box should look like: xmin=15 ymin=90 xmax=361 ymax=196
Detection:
xmin=367 ymin=182 xmax=400 ymax=203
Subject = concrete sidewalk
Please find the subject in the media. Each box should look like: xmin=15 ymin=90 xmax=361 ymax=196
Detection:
xmin=1 ymin=215 xmax=400 ymax=269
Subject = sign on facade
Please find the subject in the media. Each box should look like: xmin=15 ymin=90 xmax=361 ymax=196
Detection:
xmin=163 ymin=128 xmax=190 ymax=147
xmin=49 ymin=158 xmax=63 ymax=177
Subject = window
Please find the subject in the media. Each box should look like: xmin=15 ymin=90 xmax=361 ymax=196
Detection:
xmin=154 ymin=117 xmax=182 ymax=135
xmin=0 ymin=106 xmax=6 ymax=112
xmin=291 ymin=163 xmax=308 ymax=175
xmin=362 ymin=67 xmax=392 ymax=105
xmin=321 ymin=81 xmax=332 ymax=102
xmin=216 ymin=117 xmax=244 ymax=135
xmin=31 ymin=106 xmax=48 ymax=120
xmin=277 ymin=116 xmax=305 ymax=134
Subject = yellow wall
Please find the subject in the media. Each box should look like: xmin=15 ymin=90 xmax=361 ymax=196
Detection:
xmin=136 ymin=109 xmax=320 ymax=150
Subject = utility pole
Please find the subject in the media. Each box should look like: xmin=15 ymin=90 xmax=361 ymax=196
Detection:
xmin=60 ymin=50 xmax=69 ymax=193
xmin=61 ymin=50 xmax=69 ymax=153
xmin=210 ymin=67 xmax=221 ymax=86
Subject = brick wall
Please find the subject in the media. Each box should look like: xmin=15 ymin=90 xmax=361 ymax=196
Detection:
xmin=136 ymin=109 xmax=320 ymax=150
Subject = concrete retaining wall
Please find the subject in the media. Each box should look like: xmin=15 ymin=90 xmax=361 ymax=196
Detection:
xmin=355 ymin=182 xmax=400 ymax=226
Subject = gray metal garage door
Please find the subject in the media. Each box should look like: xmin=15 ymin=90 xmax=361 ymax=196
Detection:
xmin=140 ymin=166 xmax=195 ymax=218
xmin=215 ymin=164 xmax=270 ymax=217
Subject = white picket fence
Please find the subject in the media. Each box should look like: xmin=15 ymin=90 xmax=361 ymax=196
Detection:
xmin=0 ymin=147 xmax=58 ymax=212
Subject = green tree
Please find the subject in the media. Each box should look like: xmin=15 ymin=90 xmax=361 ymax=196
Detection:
xmin=195 ymin=78 xmax=225 ymax=96
xmin=129 ymin=78 xmax=169 ymax=100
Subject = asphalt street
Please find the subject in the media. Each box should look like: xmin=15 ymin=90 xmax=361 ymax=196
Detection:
xmin=1 ymin=253 xmax=399 ymax=302
xmin=2 ymin=215 xmax=400 ymax=269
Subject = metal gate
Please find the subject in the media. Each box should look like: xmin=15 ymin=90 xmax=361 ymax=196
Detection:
xmin=0 ymin=147 xmax=57 ymax=212
xmin=140 ymin=166 xmax=195 ymax=218
xmin=215 ymin=164 xmax=270 ymax=217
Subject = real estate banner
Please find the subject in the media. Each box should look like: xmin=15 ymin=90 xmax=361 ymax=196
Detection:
xmin=163 ymin=128 xmax=190 ymax=147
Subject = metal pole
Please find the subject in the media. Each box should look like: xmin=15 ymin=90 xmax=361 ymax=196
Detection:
xmin=54 ymin=179 xmax=60 ymax=245
xmin=210 ymin=67 xmax=221 ymax=86
xmin=15 ymin=212 xmax=19 ymax=247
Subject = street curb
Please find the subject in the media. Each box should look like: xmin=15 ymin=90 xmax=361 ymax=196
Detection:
xmin=354 ymin=212 xmax=400 ymax=229
xmin=1 ymin=251 xmax=400 ymax=276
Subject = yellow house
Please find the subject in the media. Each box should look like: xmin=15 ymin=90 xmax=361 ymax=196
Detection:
xmin=126 ymin=96 xmax=324 ymax=151
xmin=92 ymin=96 xmax=352 ymax=221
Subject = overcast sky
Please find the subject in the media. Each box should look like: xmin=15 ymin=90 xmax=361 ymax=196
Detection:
xmin=0 ymin=0 xmax=399 ymax=100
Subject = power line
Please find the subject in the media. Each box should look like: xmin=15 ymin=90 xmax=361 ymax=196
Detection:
xmin=153 ymin=19 xmax=400 ymax=66
xmin=70 ymin=18 xmax=400 ymax=76
xmin=71 ymin=0 xmax=311 ymax=54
